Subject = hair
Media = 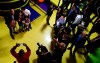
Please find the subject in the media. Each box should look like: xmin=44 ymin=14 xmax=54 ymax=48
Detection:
xmin=18 ymin=49 xmax=25 ymax=56
xmin=41 ymin=46 xmax=48 ymax=52
xmin=10 ymin=9 xmax=15 ymax=15
xmin=21 ymin=7 xmax=26 ymax=10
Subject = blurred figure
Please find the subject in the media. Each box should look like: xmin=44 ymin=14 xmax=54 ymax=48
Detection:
xmin=92 ymin=6 xmax=100 ymax=24
xmin=83 ymin=17 xmax=91 ymax=29
xmin=24 ymin=16 xmax=31 ymax=31
xmin=82 ymin=0 xmax=93 ymax=19
xmin=56 ymin=7 xmax=62 ymax=21
xmin=55 ymin=15 xmax=66 ymax=28
xmin=54 ymin=15 xmax=66 ymax=36
xmin=46 ymin=4 xmax=55 ymax=25
xmin=53 ymin=42 xmax=66 ymax=63
xmin=17 ymin=11 xmax=25 ymax=32
xmin=88 ymin=18 xmax=100 ymax=39
xmin=67 ymin=31 xmax=87 ymax=56
xmin=2 ymin=9 xmax=18 ymax=39
xmin=66 ymin=5 xmax=77 ymax=27
xmin=10 ymin=43 xmax=31 ymax=63
xmin=85 ymin=34 xmax=100 ymax=54
xmin=21 ymin=7 xmax=32 ymax=30
xmin=36 ymin=43 xmax=53 ymax=63
xmin=71 ymin=11 xmax=83 ymax=35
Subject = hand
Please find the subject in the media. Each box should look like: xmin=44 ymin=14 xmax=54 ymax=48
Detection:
xmin=37 ymin=43 xmax=39 ymax=45
xmin=16 ymin=43 xmax=20 ymax=47
xmin=23 ymin=43 xmax=27 ymax=46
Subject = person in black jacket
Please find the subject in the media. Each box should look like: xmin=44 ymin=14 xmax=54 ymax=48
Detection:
xmin=66 ymin=5 xmax=77 ymax=27
xmin=88 ymin=18 xmax=100 ymax=39
xmin=67 ymin=31 xmax=87 ymax=56
xmin=36 ymin=43 xmax=53 ymax=63
xmin=53 ymin=42 xmax=66 ymax=63
xmin=2 ymin=9 xmax=18 ymax=39
xmin=86 ymin=35 xmax=100 ymax=54
xmin=46 ymin=4 xmax=54 ymax=25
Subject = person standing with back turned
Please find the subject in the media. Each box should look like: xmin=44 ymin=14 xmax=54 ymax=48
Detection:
xmin=10 ymin=43 xmax=31 ymax=63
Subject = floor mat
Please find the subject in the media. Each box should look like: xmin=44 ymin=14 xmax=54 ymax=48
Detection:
xmin=38 ymin=2 xmax=49 ymax=12
xmin=26 ymin=6 xmax=40 ymax=21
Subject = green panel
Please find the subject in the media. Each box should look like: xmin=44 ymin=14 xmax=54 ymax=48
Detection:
xmin=86 ymin=48 xmax=100 ymax=63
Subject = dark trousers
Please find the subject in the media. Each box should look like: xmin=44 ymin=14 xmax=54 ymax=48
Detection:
xmin=6 ymin=24 xmax=14 ymax=39
xmin=46 ymin=16 xmax=50 ymax=25
xmin=71 ymin=24 xmax=77 ymax=35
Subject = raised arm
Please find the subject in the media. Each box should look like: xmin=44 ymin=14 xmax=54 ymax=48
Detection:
xmin=10 ymin=44 xmax=20 ymax=57
xmin=23 ymin=43 xmax=31 ymax=57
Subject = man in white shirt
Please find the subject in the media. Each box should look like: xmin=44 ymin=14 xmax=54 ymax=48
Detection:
xmin=21 ymin=7 xmax=32 ymax=30
xmin=21 ymin=7 xmax=31 ymax=18
xmin=73 ymin=14 xmax=83 ymax=24
xmin=71 ymin=12 xmax=83 ymax=35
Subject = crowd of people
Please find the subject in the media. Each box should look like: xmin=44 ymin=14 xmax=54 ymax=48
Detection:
xmin=1 ymin=0 xmax=100 ymax=63
xmin=45 ymin=0 xmax=100 ymax=63
xmin=0 ymin=7 xmax=32 ymax=39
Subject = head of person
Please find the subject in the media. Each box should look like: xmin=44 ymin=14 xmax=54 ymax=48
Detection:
xmin=18 ymin=49 xmax=25 ymax=56
xmin=81 ymin=31 xmax=87 ymax=37
xmin=58 ymin=42 xmax=66 ymax=50
xmin=72 ymin=5 xmax=75 ymax=10
xmin=21 ymin=7 xmax=26 ymax=12
xmin=10 ymin=9 xmax=15 ymax=15
xmin=61 ymin=15 xmax=65 ymax=19
xmin=86 ymin=0 xmax=92 ymax=5
xmin=78 ymin=24 xmax=84 ymax=31
xmin=19 ymin=11 xmax=22 ymax=16
xmin=58 ymin=7 xmax=61 ymax=11
xmin=97 ymin=18 xmax=100 ymax=23
xmin=62 ymin=34 xmax=69 ymax=40
xmin=50 ymin=4 xmax=53 ymax=8
xmin=41 ymin=46 xmax=48 ymax=53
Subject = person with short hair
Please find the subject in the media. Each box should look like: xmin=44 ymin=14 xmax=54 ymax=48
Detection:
xmin=55 ymin=15 xmax=66 ymax=28
xmin=88 ymin=18 xmax=100 ymax=38
xmin=46 ymin=4 xmax=55 ymax=25
xmin=10 ymin=43 xmax=31 ymax=63
xmin=67 ymin=31 xmax=87 ymax=56
xmin=2 ymin=9 xmax=18 ymax=39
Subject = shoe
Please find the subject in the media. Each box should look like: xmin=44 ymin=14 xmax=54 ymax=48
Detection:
xmin=67 ymin=47 xmax=72 ymax=50
xmin=29 ymin=26 xmax=32 ymax=30
xmin=11 ymin=35 xmax=15 ymax=40
xmin=13 ymin=32 xmax=18 ymax=34
xmin=47 ymin=23 xmax=50 ymax=25
xmin=53 ymin=24 xmax=56 ymax=26
xmin=26 ymin=28 xmax=30 ymax=31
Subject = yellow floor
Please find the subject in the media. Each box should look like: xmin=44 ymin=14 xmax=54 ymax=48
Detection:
xmin=0 ymin=1 xmax=98 ymax=63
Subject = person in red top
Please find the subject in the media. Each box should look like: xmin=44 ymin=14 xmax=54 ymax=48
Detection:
xmin=10 ymin=43 xmax=31 ymax=63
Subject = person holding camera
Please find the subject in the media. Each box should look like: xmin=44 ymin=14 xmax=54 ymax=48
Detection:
xmin=10 ymin=43 xmax=31 ymax=63
xmin=52 ymin=40 xmax=66 ymax=63
xmin=36 ymin=43 xmax=52 ymax=63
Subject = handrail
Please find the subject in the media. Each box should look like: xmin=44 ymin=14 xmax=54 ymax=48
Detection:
xmin=0 ymin=0 xmax=29 ymax=12
xmin=0 ymin=0 xmax=19 ymax=3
